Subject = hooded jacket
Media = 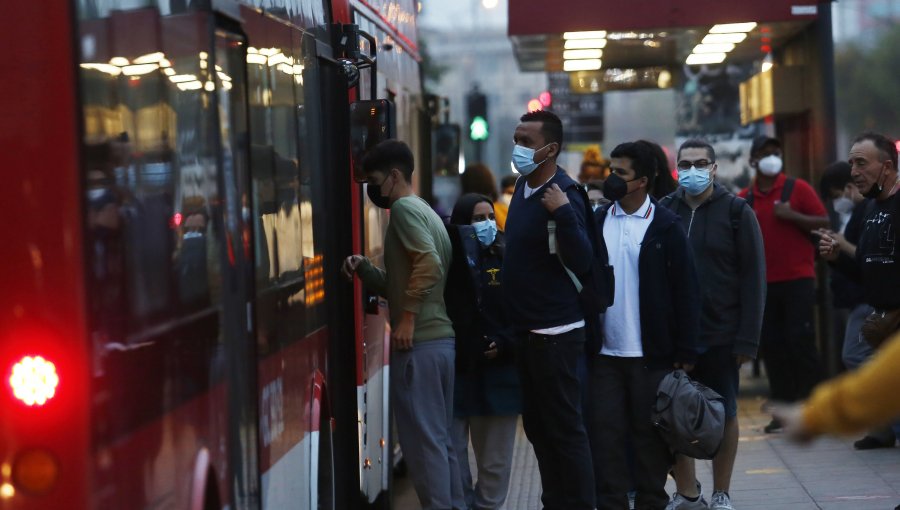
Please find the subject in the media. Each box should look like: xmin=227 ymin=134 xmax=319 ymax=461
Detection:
xmin=662 ymin=183 xmax=766 ymax=358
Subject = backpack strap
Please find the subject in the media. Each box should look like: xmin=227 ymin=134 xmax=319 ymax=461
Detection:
xmin=745 ymin=188 xmax=754 ymax=209
xmin=781 ymin=176 xmax=795 ymax=203
xmin=728 ymin=195 xmax=746 ymax=233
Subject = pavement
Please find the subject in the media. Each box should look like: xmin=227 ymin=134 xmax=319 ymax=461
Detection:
xmin=393 ymin=367 xmax=900 ymax=509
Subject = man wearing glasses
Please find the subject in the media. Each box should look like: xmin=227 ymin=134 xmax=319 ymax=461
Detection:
xmin=660 ymin=139 xmax=766 ymax=510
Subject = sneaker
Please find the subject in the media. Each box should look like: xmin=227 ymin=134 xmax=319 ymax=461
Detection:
xmin=763 ymin=418 xmax=783 ymax=433
xmin=853 ymin=435 xmax=895 ymax=450
xmin=709 ymin=491 xmax=734 ymax=510
xmin=665 ymin=492 xmax=709 ymax=510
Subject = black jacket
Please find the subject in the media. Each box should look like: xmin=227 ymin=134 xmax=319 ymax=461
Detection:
xmin=595 ymin=198 xmax=701 ymax=368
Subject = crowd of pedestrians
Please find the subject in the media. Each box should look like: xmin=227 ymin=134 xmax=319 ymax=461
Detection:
xmin=342 ymin=111 xmax=900 ymax=510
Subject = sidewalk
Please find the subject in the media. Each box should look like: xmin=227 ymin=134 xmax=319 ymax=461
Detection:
xmin=394 ymin=370 xmax=900 ymax=509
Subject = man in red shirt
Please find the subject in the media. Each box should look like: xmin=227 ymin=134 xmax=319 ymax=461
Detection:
xmin=739 ymin=136 xmax=830 ymax=433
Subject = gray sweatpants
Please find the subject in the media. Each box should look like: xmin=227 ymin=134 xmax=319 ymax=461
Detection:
xmin=842 ymin=303 xmax=875 ymax=370
xmin=452 ymin=415 xmax=519 ymax=510
xmin=392 ymin=339 xmax=465 ymax=510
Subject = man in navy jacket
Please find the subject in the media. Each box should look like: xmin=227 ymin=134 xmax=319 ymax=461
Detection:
xmin=502 ymin=110 xmax=596 ymax=510
xmin=589 ymin=141 xmax=701 ymax=510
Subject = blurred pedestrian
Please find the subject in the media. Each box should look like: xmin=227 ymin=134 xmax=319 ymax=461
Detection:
xmin=586 ymin=181 xmax=609 ymax=212
xmin=445 ymin=193 xmax=521 ymax=510
xmin=817 ymin=131 xmax=900 ymax=448
xmin=342 ymin=140 xmax=463 ymax=510
xmin=496 ymin=174 xmax=518 ymax=231
xmin=502 ymin=110 xmax=596 ymax=510
xmin=638 ymin=140 xmax=679 ymax=199
xmin=739 ymin=135 xmax=829 ymax=432
xmin=579 ymin=145 xmax=608 ymax=183
xmin=590 ymin=141 xmax=700 ymax=510
xmin=662 ymin=139 xmax=766 ymax=510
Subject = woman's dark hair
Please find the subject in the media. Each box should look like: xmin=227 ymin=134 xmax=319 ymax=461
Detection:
xmin=637 ymin=140 xmax=677 ymax=199
xmin=818 ymin=161 xmax=852 ymax=198
xmin=450 ymin=193 xmax=493 ymax=225
xmin=460 ymin=163 xmax=498 ymax=201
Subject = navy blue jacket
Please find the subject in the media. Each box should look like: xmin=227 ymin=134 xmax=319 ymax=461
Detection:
xmin=596 ymin=198 xmax=701 ymax=368
xmin=502 ymin=167 xmax=594 ymax=331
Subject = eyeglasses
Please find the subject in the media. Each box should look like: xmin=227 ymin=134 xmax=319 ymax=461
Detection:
xmin=676 ymin=159 xmax=714 ymax=170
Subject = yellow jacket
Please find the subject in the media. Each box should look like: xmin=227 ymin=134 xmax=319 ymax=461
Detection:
xmin=802 ymin=332 xmax=900 ymax=435
xmin=493 ymin=201 xmax=509 ymax=231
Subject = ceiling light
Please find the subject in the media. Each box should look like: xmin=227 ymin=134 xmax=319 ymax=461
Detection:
xmin=686 ymin=53 xmax=727 ymax=65
xmin=692 ymin=43 xmax=735 ymax=53
xmin=710 ymin=22 xmax=757 ymax=33
xmin=168 ymin=74 xmax=198 ymax=83
xmin=702 ymin=33 xmax=747 ymax=44
xmin=564 ymin=39 xmax=607 ymax=50
xmin=564 ymin=49 xmax=603 ymax=60
xmin=133 ymin=52 xmax=165 ymax=64
xmin=121 ymin=63 xmax=160 ymax=76
xmin=109 ymin=56 xmax=129 ymax=67
xmin=564 ymin=31 xmax=607 ymax=40
xmin=563 ymin=59 xmax=602 ymax=71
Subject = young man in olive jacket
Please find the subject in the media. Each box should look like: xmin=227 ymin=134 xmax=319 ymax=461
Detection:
xmin=590 ymin=141 xmax=701 ymax=510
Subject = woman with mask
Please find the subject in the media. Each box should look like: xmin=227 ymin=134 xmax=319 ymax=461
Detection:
xmin=444 ymin=193 xmax=521 ymax=510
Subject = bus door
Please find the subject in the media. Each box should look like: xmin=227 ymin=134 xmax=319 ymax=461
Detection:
xmin=210 ymin=24 xmax=260 ymax=509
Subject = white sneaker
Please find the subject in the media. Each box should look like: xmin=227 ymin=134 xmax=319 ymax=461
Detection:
xmin=665 ymin=492 xmax=709 ymax=510
xmin=709 ymin=491 xmax=734 ymax=510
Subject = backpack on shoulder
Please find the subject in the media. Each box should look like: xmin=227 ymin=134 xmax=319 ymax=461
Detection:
xmin=651 ymin=369 xmax=726 ymax=460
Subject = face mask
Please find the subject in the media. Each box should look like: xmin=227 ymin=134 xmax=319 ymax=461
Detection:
xmin=511 ymin=143 xmax=551 ymax=176
xmin=602 ymin=173 xmax=639 ymax=203
xmin=366 ymin=173 xmax=395 ymax=209
xmin=472 ymin=219 xmax=497 ymax=247
xmin=832 ymin=196 xmax=854 ymax=215
xmin=757 ymin=155 xmax=783 ymax=176
xmin=678 ymin=167 xmax=712 ymax=196
xmin=863 ymin=165 xmax=888 ymax=199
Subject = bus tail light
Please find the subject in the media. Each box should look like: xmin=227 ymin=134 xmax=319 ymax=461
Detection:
xmin=12 ymin=449 xmax=59 ymax=495
xmin=9 ymin=355 xmax=59 ymax=406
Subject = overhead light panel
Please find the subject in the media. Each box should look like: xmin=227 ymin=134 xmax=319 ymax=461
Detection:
xmin=564 ymin=30 xmax=607 ymax=40
xmin=686 ymin=53 xmax=727 ymax=65
xmin=564 ymin=38 xmax=607 ymax=50
xmin=563 ymin=59 xmax=602 ymax=72
xmin=702 ymin=33 xmax=747 ymax=44
xmin=133 ymin=52 xmax=165 ymax=64
xmin=563 ymin=49 xmax=603 ymax=60
xmin=692 ymin=43 xmax=735 ymax=53
xmin=710 ymin=22 xmax=757 ymax=33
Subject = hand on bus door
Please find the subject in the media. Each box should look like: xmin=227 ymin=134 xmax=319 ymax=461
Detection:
xmin=342 ymin=254 xmax=365 ymax=281
xmin=392 ymin=311 xmax=416 ymax=351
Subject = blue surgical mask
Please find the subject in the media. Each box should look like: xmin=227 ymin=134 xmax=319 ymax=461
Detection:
xmin=678 ymin=167 xmax=712 ymax=196
xmin=511 ymin=143 xmax=551 ymax=176
xmin=472 ymin=219 xmax=497 ymax=247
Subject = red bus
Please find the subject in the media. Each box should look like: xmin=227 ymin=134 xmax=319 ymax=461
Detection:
xmin=0 ymin=0 xmax=424 ymax=508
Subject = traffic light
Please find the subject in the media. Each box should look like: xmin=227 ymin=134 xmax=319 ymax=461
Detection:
xmin=466 ymin=89 xmax=489 ymax=142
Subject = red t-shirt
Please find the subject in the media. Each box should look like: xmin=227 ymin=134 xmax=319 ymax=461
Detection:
xmin=739 ymin=173 xmax=827 ymax=283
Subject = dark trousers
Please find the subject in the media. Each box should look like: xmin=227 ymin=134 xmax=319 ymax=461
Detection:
xmin=760 ymin=278 xmax=824 ymax=402
xmin=589 ymin=355 xmax=671 ymax=510
xmin=516 ymin=328 xmax=595 ymax=510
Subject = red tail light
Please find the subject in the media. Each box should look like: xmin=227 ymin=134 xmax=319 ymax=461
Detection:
xmin=9 ymin=356 xmax=59 ymax=406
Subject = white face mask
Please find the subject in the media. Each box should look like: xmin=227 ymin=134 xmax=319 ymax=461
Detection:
xmin=757 ymin=155 xmax=783 ymax=176
xmin=832 ymin=196 xmax=854 ymax=215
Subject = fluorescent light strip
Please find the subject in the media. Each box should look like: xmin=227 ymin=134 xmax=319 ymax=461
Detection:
xmin=692 ymin=43 xmax=735 ymax=53
xmin=702 ymin=33 xmax=747 ymax=44
xmin=564 ymin=39 xmax=607 ymax=50
xmin=564 ymin=30 xmax=607 ymax=40
xmin=686 ymin=53 xmax=727 ymax=65
xmin=563 ymin=49 xmax=603 ymax=60
xmin=563 ymin=59 xmax=602 ymax=71
xmin=710 ymin=22 xmax=757 ymax=33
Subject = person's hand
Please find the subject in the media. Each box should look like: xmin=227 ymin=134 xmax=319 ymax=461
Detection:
xmin=392 ymin=311 xmax=415 ymax=351
xmin=772 ymin=403 xmax=815 ymax=443
xmin=342 ymin=255 xmax=365 ymax=281
xmin=541 ymin=183 xmax=570 ymax=213
xmin=773 ymin=200 xmax=794 ymax=220
xmin=815 ymin=229 xmax=840 ymax=261
xmin=484 ymin=340 xmax=498 ymax=360
xmin=674 ymin=362 xmax=695 ymax=372
xmin=735 ymin=354 xmax=753 ymax=366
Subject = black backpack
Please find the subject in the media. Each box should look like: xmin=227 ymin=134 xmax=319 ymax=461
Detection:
xmin=744 ymin=176 xmax=795 ymax=209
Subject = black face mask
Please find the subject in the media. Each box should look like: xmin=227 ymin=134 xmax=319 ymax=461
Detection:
xmin=366 ymin=174 xmax=395 ymax=209
xmin=863 ymin=165 xmax=887 ymax=199
xmin=602 ymin=173 xmax=637 ymax=203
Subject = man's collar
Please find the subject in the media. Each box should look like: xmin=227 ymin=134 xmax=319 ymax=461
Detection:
xmin=611 ymin=195 xmax=653 ymax=218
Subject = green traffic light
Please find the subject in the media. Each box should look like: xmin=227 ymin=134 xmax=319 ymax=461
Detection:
xmin=470 ymin=116 xmax=489 ymax=141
